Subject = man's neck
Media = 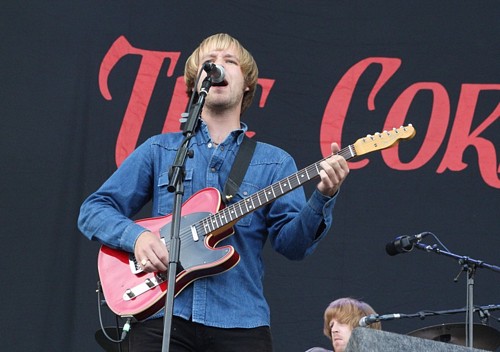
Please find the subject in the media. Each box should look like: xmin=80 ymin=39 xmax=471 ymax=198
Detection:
xmin=202 ymin=109 xmax=241 ymax=145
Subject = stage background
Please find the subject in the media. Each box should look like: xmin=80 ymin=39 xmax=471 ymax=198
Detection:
xmin=1 ymin=1 xmax=499 ymax=351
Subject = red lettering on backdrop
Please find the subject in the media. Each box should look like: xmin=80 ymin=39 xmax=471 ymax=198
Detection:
xmin=100 ymin=36 xmax=276 ymax=166
xmin=321 ymin=57 xmax=499 ymax=188
xmin=320 ymin=57 xmax=402 ymax=168
xmin=382 ymin=82 xmax=450 ymax=169
xmin=101 ymin=37 xmax=498 ymax=187
xmin=437 ymin=84 xmax=500 ymax=188
xmin=256 ymin=78 xmax=275 ymax=108
xmin=99 ymin=36 xmax=181 ymax=166
xmin=161 ymin=76 xmax=190 ymax=134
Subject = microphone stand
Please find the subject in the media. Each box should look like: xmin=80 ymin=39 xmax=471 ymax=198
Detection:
xmin=413 ymin=242 xmax=500 ymax=348
xmin=359 ymin=304 xmax=500 ymax=326
xmin=395 ymin=304 xmax=500 ymax=322
xmin=161 ymin=77 xmax=214 ymax=352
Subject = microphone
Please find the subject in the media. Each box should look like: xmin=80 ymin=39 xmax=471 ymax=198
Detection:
xmin=385 ymin=232 xmax=431 ymax=256
xmin=359 ymin=313 xmax=405 ymax=327
xmin=203 ymin=62 xmax=225 ymax=84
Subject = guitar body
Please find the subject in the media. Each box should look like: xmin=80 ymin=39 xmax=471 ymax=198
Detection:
xmin=97 ymin=187 xmax=239 ymax=320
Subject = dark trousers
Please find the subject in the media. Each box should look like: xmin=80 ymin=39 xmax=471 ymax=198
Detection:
xmin=128 ymin=316 xmax=273 ymax=352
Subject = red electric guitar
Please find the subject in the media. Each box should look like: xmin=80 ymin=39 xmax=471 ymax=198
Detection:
xmin=98 ymin=125 xmax=416 ymax=320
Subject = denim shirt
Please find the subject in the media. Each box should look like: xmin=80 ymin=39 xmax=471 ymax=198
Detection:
xmin=78 ymin=121 xmax=338 ymax=328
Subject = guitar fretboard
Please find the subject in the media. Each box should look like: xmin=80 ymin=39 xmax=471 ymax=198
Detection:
xmin=196 ymin=144 xmax=357 ymax=236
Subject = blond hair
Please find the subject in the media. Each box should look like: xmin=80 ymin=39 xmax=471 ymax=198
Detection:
xmin=184 ymin=33 xmax=259 ymax=115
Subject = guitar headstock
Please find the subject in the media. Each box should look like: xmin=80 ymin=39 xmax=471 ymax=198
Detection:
xmin=352 ymin=125 xmax=416 ymax=156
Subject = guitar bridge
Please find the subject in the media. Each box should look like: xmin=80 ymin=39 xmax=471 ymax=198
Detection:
xmin=122 ymin=273 xmax=168 ymax=301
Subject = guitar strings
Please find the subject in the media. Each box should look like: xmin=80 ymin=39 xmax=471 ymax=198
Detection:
xmin=162 ymin=146 xmax=354 ymax=250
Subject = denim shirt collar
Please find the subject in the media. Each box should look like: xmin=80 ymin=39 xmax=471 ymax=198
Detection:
xmin=199 ymin=119 xmax=248 ymax=145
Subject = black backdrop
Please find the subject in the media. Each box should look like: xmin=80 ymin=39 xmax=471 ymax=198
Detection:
xmin=1 ymin=1 xmax=499 ymax=351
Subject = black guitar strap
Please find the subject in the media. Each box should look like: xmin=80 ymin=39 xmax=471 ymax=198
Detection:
xmin=222 ymin=135 xmax=256 ymax=204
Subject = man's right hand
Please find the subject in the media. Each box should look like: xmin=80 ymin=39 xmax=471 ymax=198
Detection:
xmin=134 ymin=231 xmax=169 ymax=273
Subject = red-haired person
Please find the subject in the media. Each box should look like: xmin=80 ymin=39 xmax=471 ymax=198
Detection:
xmin=306 ymin=298 xmax=381 ymax=352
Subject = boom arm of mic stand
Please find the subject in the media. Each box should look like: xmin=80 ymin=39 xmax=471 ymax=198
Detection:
xmin=386 ymin=304 xmax=500 ymax=322
xmin=413 ymin=243 xmax=500 ymax=274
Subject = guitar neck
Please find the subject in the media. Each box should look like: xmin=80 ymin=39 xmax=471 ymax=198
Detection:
xmin=197 ymin=145 xmax=357 ymax=235
xmin=196 ymin=124 xmax=416 ymax=236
